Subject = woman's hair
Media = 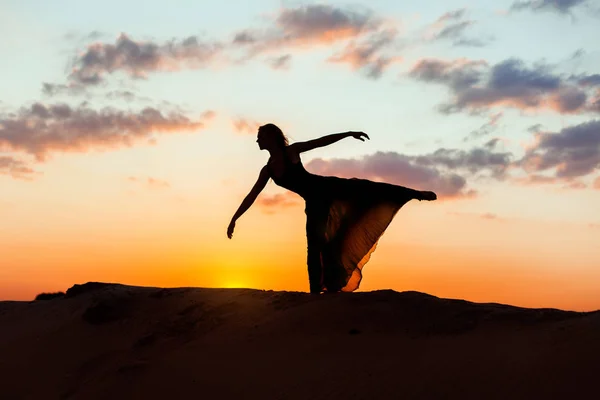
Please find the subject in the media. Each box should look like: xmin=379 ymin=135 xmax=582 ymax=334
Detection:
xmin=259 ymin=123 xmax=289 ymax=148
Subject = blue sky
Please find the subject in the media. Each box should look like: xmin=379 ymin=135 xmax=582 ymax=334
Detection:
xmin=2 ymin=0 xmax=600 ymax=209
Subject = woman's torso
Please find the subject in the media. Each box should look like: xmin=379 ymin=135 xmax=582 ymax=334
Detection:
xmin=267 ymin=147 xmax=317 ymax=199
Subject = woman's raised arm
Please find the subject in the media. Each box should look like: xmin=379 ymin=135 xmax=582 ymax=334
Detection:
xmin=291 ymin=131 xmax=369 ymax=153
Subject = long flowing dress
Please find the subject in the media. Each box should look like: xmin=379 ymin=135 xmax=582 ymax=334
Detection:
xmin=267 ymin=151 xmax=421 ymax=294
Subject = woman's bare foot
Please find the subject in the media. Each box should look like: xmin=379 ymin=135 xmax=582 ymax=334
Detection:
xmin=417 ymin=191 xmax=437 ymax=201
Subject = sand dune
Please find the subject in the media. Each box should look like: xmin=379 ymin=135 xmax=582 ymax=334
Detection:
xmin=1 ymin=282 xmax=599 ymax=399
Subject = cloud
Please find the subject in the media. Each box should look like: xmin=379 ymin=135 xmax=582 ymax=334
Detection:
xmin=434 ymin=17 xmax=473 ymax=40
xmin=42 ymin=83 xmax=156 ymax=104
xmin=304 ymin=147 xmax=512 ymax=199
xmin=514 ymin=174 xmax=561 ymax=185
xmin=231 ymin=4 xmax=400 ymax=77
xmin=68 ymin=33 xmax=223 ymax=85
xmin=414 ymin=147 xmax=513 ymax=179
xmin=510 ymin=0 xmax=588 ymax=14
xmin=0 ymin=102 xmax=212 ymax=161
xmin=276 ymin=4 xmax=377 ymax=41
xmin=527 ymin=124 xmax=544 ymax=134
xmin=104 ymin=90 xmax=145 ymax=102
xmin=594 ymin=176 xmax=600 ymax=189
xmin=232 ymin=4 xmax=381 ymax=51
xmin=0 ymin=156 xmax=37 ymax=180
xmin=408 ymin=58 xmax=487 ymax=92
xmin=267 ymin=54 xmax=292 ymax=70
xmin=573 ymin=73 xmax=600 ymax=87
xmin=464 ymin=112 xmax=503 ymax=141
xmin=421 ymin=8 xmax=492 ymax=48
xmin=128 ymin=176 xmax=170 ymax=188
xmin=42 ymin=82 xmax=87 ymax=97
xmin=481 ymin=212 xmax=498 ymax=219
xmin=200 ymin=110 xmax=216 ymax=120
xmin=512 ymin=173 xmax=590 ymax=189
xmin=449 ymin=211 xmax=502 ymax=220
xmin=59 ymin=6 xmax=403 ymax=84
xmin=588 ymin=90 xmax=600 ymax=113
xmin=326 ymin=28 xmax=402 ymax=79
xmin=519 ymin=119 xmax=600 ymax=179
xmin=484 ymin=137 xmax=503 ymax=149
xmin=511 ymin=174 xmax=564 ymax=188
xmin=232 ymin=31 xmax=256 ymax=45
xmin=563 ymin=180 xmax=587 ymax=189
xmin=409 ymin=57 xmax=597 ymax=115
xmin=232 ymin=117 xmax=261 ymax=134
xmin=64 ymin=30 xmax=106 ymax=42
xmin=257 ymin=192 xmax=301 ymax=213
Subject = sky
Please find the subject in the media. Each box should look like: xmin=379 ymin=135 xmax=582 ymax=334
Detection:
xmin=1 ymin=0 xmax=600 ymax=310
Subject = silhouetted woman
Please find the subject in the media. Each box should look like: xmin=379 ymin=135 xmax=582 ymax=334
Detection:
xmin=228 ymin=123 xmax=436 ymax=294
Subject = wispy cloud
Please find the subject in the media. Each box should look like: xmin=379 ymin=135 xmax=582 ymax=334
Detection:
xmin=512 ymin=174 xmax=589 ymax=189
xmin=232 ymin=4 xmax=382 ymax=52
xmin=481 ymin=212 xmax=498 ymax=219
xmin=128 ymin=176 xmax=170 ymax=188
xmin=104 ymin=90 xmax=142 ymax=102
xmin=448 ymin=211 xmax=503 ymax=220
xmin=414 ymin=147 xmax=513 ymax=179
xmin=409 ymin=57 xmax=597 ymax=115
xmin=0 ymin=102 xmax=213 ymax=161
xmin=231 ymin=4 xmax=401 ymax=78
xmin=0 ymin=156 xmax=37 ymax=180
xmin=510 ymin=0 xmax=588 ymax=15
xmin=563 ymin=180 xmax=587 ymax=189
xmin=326 ymin=28 xmax=402 ymax=78
xmin=518 ymin=119 xmax=600 ymax=179
xmin=572 ymin=73 xmax=600 ymax=87
xmin=464 ymin=112 xmax=503 ymax=141
xmin=232 ymin=117 xmax=261 ymax=134
xmin=420 ymin=8 xmax=492 ymax=48
xmin=266 ymin=54 xmax=292 ymax=70
xmin=41 ymin=82 xmax=88 ymax=97
xmin=257 ymin=192 xmax=301 ymax=213
xmin=42 ymin=83 xmax=157 ymax=105
xmin=68 ymin=33 xmax=223 ymax=86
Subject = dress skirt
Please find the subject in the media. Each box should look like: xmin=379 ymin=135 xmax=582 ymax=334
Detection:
xmin=304 ymin=176 xmax=417 ymax=292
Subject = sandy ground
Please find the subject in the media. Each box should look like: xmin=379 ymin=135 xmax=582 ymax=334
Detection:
xmin=1 ymin=282 xmax=599 ymax=400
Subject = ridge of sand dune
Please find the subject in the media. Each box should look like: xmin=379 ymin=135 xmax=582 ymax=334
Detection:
xmin=1 ymin=282 xmax=599 ymax=399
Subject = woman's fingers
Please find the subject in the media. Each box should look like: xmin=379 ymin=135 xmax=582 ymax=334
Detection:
xmin=357 ymin=132 xmax=369 ymax=141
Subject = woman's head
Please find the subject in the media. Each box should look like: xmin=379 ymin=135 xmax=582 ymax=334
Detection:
xmin=257 ymin=123 xmax=288 ymax=150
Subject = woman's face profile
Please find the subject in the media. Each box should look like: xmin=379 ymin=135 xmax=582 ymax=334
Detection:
xmin=256 ymin=130 xmax=268 ymax=150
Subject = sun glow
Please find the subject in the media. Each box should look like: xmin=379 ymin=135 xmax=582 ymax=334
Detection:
xmin=221 ymin=280 xmax=251 ymax=289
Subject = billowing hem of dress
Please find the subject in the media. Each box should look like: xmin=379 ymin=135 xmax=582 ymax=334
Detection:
xmin=307 ymin=177 xmax=414 ymax=293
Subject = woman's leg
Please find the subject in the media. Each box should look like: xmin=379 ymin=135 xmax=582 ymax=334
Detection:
xmin=305 ymin=200 xmax=330 ymax=294
xmin=347 ymin=178 xmax=423 ymax=202
xmin=373 ymin=180 xmax=437 ymax=202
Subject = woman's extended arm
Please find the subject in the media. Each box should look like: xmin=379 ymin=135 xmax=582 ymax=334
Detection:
xmin=227 ymin=165 xmax=270 ymax=239
xmin=291 ymin=131 xmax=369 ymax=153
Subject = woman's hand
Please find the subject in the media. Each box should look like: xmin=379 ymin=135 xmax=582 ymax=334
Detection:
xmin=348 ymin=131 xmax=370 ymax=141
xmin=227 ymin=220 xmax=235 ymax=239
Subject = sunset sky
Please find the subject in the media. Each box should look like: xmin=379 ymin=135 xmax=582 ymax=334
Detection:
xmin=2 ymin=0 xmax=600 ymax=310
